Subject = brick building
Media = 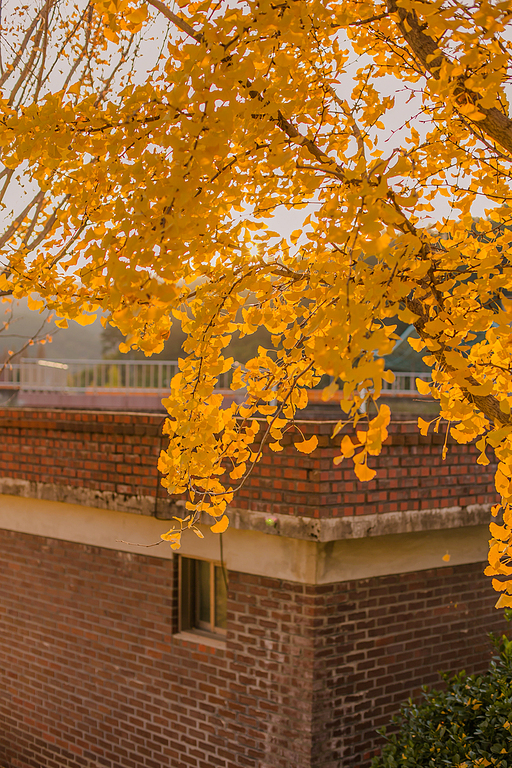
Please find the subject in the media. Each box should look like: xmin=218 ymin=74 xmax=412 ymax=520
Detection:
xmin=0 ymin=407 xmax=507 ymax=768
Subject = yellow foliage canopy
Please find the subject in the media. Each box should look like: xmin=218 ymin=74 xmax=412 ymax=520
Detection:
xmin=3 ymin=0 xmax=512 ymax=597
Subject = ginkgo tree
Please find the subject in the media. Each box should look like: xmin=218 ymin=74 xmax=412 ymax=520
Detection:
xmin=2 ymin=0 xmax=512 ymax=602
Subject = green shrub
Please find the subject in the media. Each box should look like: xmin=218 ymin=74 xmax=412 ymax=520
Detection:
xmin=372 ymin=636 xmax=512 ymax=768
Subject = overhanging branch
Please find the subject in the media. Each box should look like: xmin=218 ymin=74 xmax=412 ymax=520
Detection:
xmin=387 ymin=0 xmax=512 ymax=156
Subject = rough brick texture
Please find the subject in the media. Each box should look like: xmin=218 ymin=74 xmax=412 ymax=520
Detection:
xmin=0 ymin=530 xmax=315 ymax=768
xmin=0 ymin=529 xmax=507 ymax=768
xmin=310 ymin=565 xmax=508 ymax=767
xmin=0 ymin=409 xmax=164 ymax=499
xmin=0 ymin=408 xmax=499 ymax=519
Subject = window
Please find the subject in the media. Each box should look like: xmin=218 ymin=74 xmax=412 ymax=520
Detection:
xmin=179 ymin=557 xmax=227 ymax=637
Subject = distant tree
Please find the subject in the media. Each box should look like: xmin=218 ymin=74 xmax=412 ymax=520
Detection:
xmin=101 ymin=321 xmax=186 ymax=360
xmin=3 ymin=0 xmax=512 ymax=597
xmin=101 ymin=315 xmax=271 ymax=362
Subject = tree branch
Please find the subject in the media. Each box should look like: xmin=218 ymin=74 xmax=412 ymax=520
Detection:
xmin=146 ymin=0 xmax=204 ymax=43
xmin=387 ymin=0 xmax=512 ymax=156
xmin=350 ymin=12 xmax=389 ymax=26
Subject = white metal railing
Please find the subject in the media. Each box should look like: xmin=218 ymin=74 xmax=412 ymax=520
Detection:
xmin=0 ymin=359 xmax=236 ymax=392
xmin=382 ymin=371 xmax=431 ymax=394
xmin=0 ymin=360 xmax=431 ymax=395
xmin=0 ymin=360 xmax=432 ymax=395
xmin=0 ymin=360 xmax=432 ymax=396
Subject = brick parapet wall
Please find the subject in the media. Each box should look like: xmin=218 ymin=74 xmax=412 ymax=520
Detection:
xmin=0 ymin=407 xmax=498 ymax=520
xmin=242 ymin=425 xmax=497 ymax=518
xmin=0 ymin=529 xmax=507 ymax=768
xmin=0 ymin=408 xmax=164 ymax=498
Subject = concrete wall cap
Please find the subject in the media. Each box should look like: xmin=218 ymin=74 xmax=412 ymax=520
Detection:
xmin=0 ymin=477 xmax=491 ymax=542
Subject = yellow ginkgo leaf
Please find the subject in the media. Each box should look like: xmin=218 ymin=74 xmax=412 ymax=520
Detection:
xmin=408 ymin=336 xmax=425 ymax=352
xmin=72 ymin=313 xmax=97 ymax=326
xmin=354 ymin=462 xmax=376 ymax=482
xmin=230 ymin=462 xmax=246 ymax=479
xmin=161 ymin=530 xmax=180 ymax=542
xmin=211 ymin=515 xmax=229 ymax=534
xmin=294 ymin=435 xmax=318 ymax=454
xmin=340 ymin=435 xmax=355 ymax=458
xmin=103 ymin=27 xmax=119 ymax=44
xmin=27 ymin=294 xmax=44 ymax=311
xmin=418 ymin=417 xmax=431 ymax=436
xmin=495 ymin=593 xmax=512 ymax=609
xmin=127 ymin=5 xmax=148 ymax=25
xmin=490 ymin=522 xmax=508 ymax=541
xmin=416 ymin=378 xmax=431 ymax=396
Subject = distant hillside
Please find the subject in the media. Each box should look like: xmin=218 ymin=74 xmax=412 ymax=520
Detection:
xmin=0 ymin=298 xmax=103 ymax=361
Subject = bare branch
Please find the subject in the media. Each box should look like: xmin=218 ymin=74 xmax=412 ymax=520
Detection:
xmin=146 ymin=0 xmax=204 ymax=43
xmin=350 ymin=12 xmax=389 ymax=26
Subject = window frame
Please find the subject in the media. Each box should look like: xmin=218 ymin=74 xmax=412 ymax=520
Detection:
xmin=178 ymin=556 xmax=227 ymax=638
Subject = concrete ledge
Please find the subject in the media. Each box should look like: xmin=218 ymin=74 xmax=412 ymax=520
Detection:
xmin=173 ymin=631 xmax=226 ymax=651
xmin=0 ymin=492 xmax=490 ymax=583
xmin=0 ymin=477 xmax=492 ymax=542
xmin=0 ymin=477 xmax=186 ymax=519
xmin=229 ymin=503 xmax=492 ymax=541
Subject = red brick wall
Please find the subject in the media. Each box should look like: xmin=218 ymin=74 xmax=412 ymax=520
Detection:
xmin=0 ymin=529 xmax=507 ymax=768
xmin=242 ymin=425 xmax=498 ymax=518
xmin=0 ymin=409 xmax=164 ymax=499
xmin=0 ymin=529 xmax=315 ymax=768
xmin=224 ymin=571 xmax=316 ymax=768
xmin=0 ymin=408 xmax=499 ymax=519
xmin=311 ymin=564 xmax=508 ymax=767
